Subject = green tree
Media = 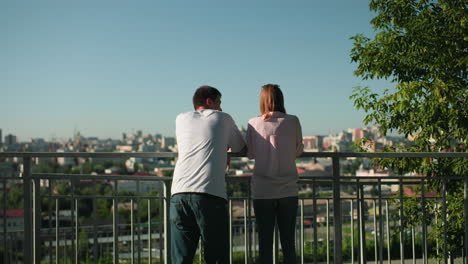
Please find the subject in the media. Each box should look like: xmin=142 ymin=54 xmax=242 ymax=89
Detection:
xmin=350 ymin=0 xmax=467 ymax=260
xmin=138 ymin=190 xmax=160 ymax=222
xmin=162 ymin=169 xmax=174 ymax=176
xmin=3 ymin=184 xmax=23 ymax=209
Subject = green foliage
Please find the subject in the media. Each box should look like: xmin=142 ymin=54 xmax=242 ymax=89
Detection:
xmin=350 ymin=0 xmax=467 ymax=259
xmin=350 ymin=0 xmax=467 ymax=150
xmin=162 ymin=169 xmax=174 ymax=176
xmin=429 ymin=190 xmax=466 ymax=260
xmin=2 ymin=184 xmax=23 ymax=209
xmin=227 ymin=182 xmax=249 ymax=198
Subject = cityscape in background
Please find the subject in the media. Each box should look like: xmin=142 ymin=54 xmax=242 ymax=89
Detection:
xmin=0 ymin=126 xmax=409 ymax=154
xmin=0 ymin=126 xmax=411 ymax=179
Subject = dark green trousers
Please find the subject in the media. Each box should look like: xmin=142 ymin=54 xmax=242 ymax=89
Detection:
xmin=170 ymin=193 xmax=229 ymax=264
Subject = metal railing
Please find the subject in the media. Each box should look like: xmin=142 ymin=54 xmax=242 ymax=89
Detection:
xmin=0 ymin=151 xmax=467 ymax=264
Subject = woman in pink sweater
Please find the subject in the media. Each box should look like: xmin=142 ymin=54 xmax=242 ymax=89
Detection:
xmin=247 ymin=84 xmax=304 ymax=264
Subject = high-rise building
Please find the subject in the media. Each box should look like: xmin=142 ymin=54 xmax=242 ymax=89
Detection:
xmin=162 ymin=136 xmax=176 ymax=150
xmin=351 ymin=128 xmax=364 ymax=142
xmin=0 ymin=129 xmax=2 ymax=145
xmin=303 ymin=136 xmax=324 ymax=151
xmin=5 ymin=134 xmax=17 ymax=145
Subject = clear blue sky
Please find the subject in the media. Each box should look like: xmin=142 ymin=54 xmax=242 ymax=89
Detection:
xmin=1 ymin=0 xmax=393 ymax=141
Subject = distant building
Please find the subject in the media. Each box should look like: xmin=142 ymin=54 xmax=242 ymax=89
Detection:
xmin=0 ymin=128 xmax=2 ymax=145
xmin=350 ymin=128 xmax=364 ymax=142
xmin=0 ymin=209 xmax=24 ymax=232
xmin=303 ymin=136 xmax=324 ymax=151
xmin=4 ymin=134 xmax=17 ymax=145
xmin=116 ymin=145 xmax=133 ymax=152
xmin=30 ymin=138 xmax=48 ymax=152
xmin=162 ymin=137 xmax=176 ymax=150
xmin=56 ymin=149 xmax=75 ymax=166
xmin=0 ymin=163 xmax=15 ymax=178
xmin=139 ymin=142 xmax=157 ymax=152
xmin=154 ymin=134 xmax=162 ymax=141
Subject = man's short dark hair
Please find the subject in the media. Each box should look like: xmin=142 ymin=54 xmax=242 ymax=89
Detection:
xmin=193 ymin=86 xmax=222 ymax=110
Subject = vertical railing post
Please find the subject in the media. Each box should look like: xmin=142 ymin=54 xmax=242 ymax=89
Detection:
xmin=326 ymin=199 xmax=330 ymax=264
xmin=378 ymin=180 xmax=384 ymax=264
xmin=247 ymin=178 xmax=252 ymax=264
xmin=332 ymin=156 xmax=342 ymax=263
xmin=350 ymin=200 xmax=354 ymax=264
xmin=159 ymin=186 xmax=164 ymax=262
xmin=373 ymin=200 xmax=377 ymax=264
xmin=2 ymin=179 xmax=6 ymax=264
xmin=148 ymin=199 xmax=152 ymax=264
xmin=442 ymin=180 xmax=448 ymax=263
xmin=244 ymin=200 xmax=248 ymax=264
xmin=163 ymin=181 xmax=171 ymax=264
xmin=359 ymin=183 xmax=367 ymax=264
xmin=399 ymin=177 xmax=405 ymax=264
xmin=273 ymin=225 xmax=279 ymax=264
xmin=229 ymin=200 xmax=233 ymax=264
xmin=74 ymin=199 xmax=79 ymax=264
xmin=300 ymin=199 xmax=304 ymax=264
xmin=137 ymin=181 xmax=141 ymax=264
xmin=92 ymin=191 xmax=98 ymax=264
xmin=386 ymin=201 xmax=390 ymax=264
xmin=313 ymin=180 xmax=318 ymax=264
xmin=47 ymin=181 xmax=53 ymax=264
xmin=33 ymin=177 xmax=42 ymax=264
xmin=131 ymin=199 xmax=134 ymax=264
xmin=464 ymin=180 xmax=468 ymax=264
xmin=55 ymin=199 xmax=59 ymax=263
xmin=23 ymin=156 xmax=33 ymax=264
xmin=113 ymin=181 xmax=119 ymax=264
xmin=2 ymin=179 xmax=7 ymax=264
xmin=421 ymin=178 xmax=428 ymax=264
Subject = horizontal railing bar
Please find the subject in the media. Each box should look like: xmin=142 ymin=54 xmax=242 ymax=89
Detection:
xmin=299 ymin=176 xmax=466 ymax=180
xmin=1 ymin=151 xmax=467 ymax=158
xmin=31 ymin=174 xmax=173 ymax=181
xmin=0 ymin=152 xmax=178 ymax=158
xmin=36 ymin=194 xmax=448 ymax=201
xmin=39 ymin=195 xmax=165 ymax=199
xmin=28 ymin=174 xmax=465 ymax=181
xmin=31 ymin=174 xmax=253 ymax=182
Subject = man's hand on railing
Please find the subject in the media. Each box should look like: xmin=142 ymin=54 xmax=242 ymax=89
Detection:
xmin=226 ymin=146 xmax=248 ymax=172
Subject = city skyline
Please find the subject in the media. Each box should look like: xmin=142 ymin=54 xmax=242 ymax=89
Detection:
xmin=2 ymin=0 xmax=394 ymax=140
xmin=1 ymin=125 xmax=406 ymax=155
xmin=0 ymin=125 xmax=395 ymax=143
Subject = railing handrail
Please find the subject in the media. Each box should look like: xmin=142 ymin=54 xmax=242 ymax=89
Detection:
xmin=1 ymin=151 xmax=467 ymax=264
xmin=0 ymin=151 xmax=467 ymax=158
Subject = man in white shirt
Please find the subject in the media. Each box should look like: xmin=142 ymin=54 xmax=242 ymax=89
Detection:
xmin=171 ymin=86 xmax=246 ymax=264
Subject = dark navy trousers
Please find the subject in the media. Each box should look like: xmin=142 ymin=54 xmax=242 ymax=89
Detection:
xmin=254 ymin=196 xmax=298 ymax=264
xmin=170 ymin=193 xmax=229 ymax=264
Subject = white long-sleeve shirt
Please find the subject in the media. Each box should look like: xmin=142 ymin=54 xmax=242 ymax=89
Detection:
xmin=247 ymin=112 xmax=303 ymax=199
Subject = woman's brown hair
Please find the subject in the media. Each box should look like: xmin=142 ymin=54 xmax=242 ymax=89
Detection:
xmin=260 ymin=84 xmax=286 ymax=119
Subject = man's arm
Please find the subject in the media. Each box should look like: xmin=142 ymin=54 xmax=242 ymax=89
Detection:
xmin=226 ymin=115 xmax=246 ymax=153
